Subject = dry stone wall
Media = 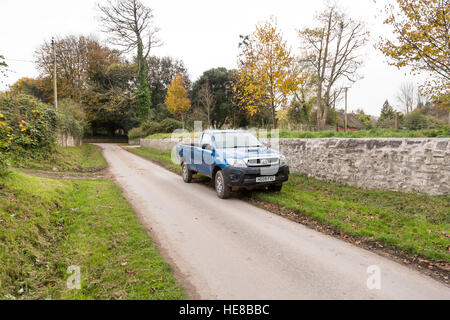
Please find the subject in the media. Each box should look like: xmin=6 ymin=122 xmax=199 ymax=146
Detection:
xmin=139 ymin=137 xmax=450 ymax=195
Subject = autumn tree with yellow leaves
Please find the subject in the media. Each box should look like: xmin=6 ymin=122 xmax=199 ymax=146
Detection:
xmin=233 ymin=18 xmax=302 ymax=128
xmin=378 ymin=0 xmax=449 ymax=97
xmin=165 ymin=74 xmax=191 ymax=129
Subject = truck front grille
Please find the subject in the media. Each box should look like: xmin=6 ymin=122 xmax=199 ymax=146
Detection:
xmin=246 ymin=157 xmax=279 ymax=167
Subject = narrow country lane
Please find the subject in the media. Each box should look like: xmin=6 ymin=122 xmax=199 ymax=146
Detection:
xmin=98 ymin=144 xmax=450 ymax=300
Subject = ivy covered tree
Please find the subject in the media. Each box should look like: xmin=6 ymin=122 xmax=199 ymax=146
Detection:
xmin=98 ymin=0 xmax=161 ymax=122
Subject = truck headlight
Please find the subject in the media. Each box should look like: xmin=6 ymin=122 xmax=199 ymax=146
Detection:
xmin=280 ymin=155 xmax=288 ymax=166
xmin=227 ymin=158 xmax=247 ymax=168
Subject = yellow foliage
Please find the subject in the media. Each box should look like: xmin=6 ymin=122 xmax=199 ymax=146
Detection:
xmin=233 ymin=18 xmax=303 ymax=124
xmin=378 ymin=0 xmax=449 ymax=96
xmin=233 ymin=17 xmax=303 ymax=126
xmin=19 ymin=120 xmax=28 ymax=132
xmin=165 ymin=74 xmax=191 ymax=117
xmin=276 ymin=108 xmax=290 ymax=129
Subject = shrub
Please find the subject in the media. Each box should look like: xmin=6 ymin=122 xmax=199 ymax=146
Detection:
xmin=439 ymin=125 xmax=450 ymax=136
xmin=355 ymin=114 xmax=373 ymax=129
xmin=0 ymin=95 xmax=57 ymax=156
xmin=128 ymin=118 xmax=183 ymax=140
xmin=128 ymin=127 xmax=144 ymax=140
xmin=404 ymin=111 xmax=428 ymax=130
xmin=419 ymin=129 xmax=438 ymax=137
xmin=140 ymin=120 xmax=163 ymax=136
xmin=376 ymin=118 xmax=396 ymax=129
xmin=159 ymin=118 xmax=182 ymax=133
xmin=0 ymin=111 xmax=13 ymax=171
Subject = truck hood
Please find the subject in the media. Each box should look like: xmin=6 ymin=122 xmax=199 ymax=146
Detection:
xmin=216 ymin=146 xmax=281 ymax=161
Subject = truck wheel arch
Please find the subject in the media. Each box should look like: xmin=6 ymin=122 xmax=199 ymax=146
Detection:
xmin=212 ymin=166 xmax=221 ymax=181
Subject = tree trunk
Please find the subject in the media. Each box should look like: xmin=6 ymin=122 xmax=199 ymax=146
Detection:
xmin=271 ymin=104 xmax=276 ymax=129
xmin=316 ymin=89 xmax=323 ymax=130
xmin=207 ymin=108 xmax=210 ymax=129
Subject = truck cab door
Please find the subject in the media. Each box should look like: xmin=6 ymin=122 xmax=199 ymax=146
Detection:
xmin=197 ymin=133 xmax=214 ymax=177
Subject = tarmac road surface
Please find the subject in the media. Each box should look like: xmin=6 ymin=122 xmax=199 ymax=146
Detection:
xmin=98 ymin=144 xmax=450 ymax=300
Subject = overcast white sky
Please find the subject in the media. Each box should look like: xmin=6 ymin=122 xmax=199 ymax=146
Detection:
xmin=1 ymin=0 xmax=425 ymax=116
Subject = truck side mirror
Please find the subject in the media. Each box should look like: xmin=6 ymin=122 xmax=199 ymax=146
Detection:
xmin=202 ymin=144 xmax=211 ymax=150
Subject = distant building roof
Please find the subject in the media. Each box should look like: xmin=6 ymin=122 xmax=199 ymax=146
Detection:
xmin=336 ymin=111 xmax=366 ymax=130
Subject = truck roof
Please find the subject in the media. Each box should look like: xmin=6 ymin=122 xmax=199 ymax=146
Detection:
xmin=204 ymin=129 xmax=249 ymax=134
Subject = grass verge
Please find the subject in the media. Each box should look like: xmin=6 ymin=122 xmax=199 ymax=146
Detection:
xmin=11 ymin=144 xmax=107 ymax=172
xmin=126 ymin=147 xmax=450 ymax=267
xmin=127 ymin=147 xmax=180 ymax=174
xmin=0 ymin=171 xmax=185 ymax=300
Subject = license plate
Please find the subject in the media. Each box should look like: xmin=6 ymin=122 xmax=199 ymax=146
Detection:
xmin=256 ymin=176 xmax=276 ymax=183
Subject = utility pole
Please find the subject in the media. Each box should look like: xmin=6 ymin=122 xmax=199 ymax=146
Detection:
xmin=51 ymin=37 xmax=58 ymax=111
xmin=344 ymin=87 xmax=348 ymax=133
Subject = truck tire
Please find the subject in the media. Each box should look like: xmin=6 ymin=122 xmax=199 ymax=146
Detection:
xmin=182 ymin=163 xmax=193 ymax=183
xmin=215 ymin=170 xmax=231 ymax=199
xmin=268 ymin=184 xmax=283 ymax=192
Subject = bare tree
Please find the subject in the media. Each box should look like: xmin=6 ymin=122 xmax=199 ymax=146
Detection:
xmin=98 ymin=0 xmax=161 ymax=120
xmin=298 ymin=4 xmax=369 ymax=129
xmin=34 ymin=35 xmax=99 ymax=103
xmin=197 ymin=79 xmax=216 ymax=127
xmin=98 ymin=0 xmax=161 ymax=57
xmin=397 ymin=82 xmax=416 ymax=114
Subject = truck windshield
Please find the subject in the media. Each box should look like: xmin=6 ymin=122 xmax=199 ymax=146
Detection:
xmin=213 ymin=132 xmax=262 ymax=149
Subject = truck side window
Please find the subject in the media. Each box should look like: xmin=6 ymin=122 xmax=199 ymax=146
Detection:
xmin=201 ymin=134 xmax=213 ymax=150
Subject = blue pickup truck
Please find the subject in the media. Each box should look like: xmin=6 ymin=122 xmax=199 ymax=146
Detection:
xmin=176 ymin=130 xmax=289 ymax=198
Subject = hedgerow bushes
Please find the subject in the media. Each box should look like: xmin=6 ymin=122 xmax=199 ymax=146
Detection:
xmin=0 ymin=95 xmax=84 ymax=172
xmin=128 ymin=118 xmax=182 ymax=140
xmin=0 ymin=95 xmax=57 ymax=162
xmin=0 ymin=111 xmax=13 ymax=170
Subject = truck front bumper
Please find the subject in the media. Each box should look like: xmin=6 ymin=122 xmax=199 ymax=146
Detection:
xmin=222 ymin=165 xmax=290 ymax=188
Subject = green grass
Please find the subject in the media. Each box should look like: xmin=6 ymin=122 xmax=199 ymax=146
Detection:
xmin=11 ymin=144 xmax=107 ymax=172
xmin=144 ymin=128 xmax=449 ymax=140
xmin=145 ymin=132 xmax=202 ymax=140
xmin=274 ymin=128 xmax=450 ymax=138
xmin=0 ymin=171 xmax=185 ymax=300
xmin=127 ymin=147 xmax=180 ymax=174
xmin=127 ymin=147 xmax=450 ymax=263
xmin=253 ymin=175 xmax=450 ymax=262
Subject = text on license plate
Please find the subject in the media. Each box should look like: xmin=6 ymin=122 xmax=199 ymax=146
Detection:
xmin=256 ymin=176 xmax=276 ymax=183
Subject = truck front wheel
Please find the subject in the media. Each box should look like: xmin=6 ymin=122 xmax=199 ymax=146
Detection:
xmin=215 ymin=170 xmax=231 ymax=199
xmin=182 ymin=163 xmax=193 ymax=183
